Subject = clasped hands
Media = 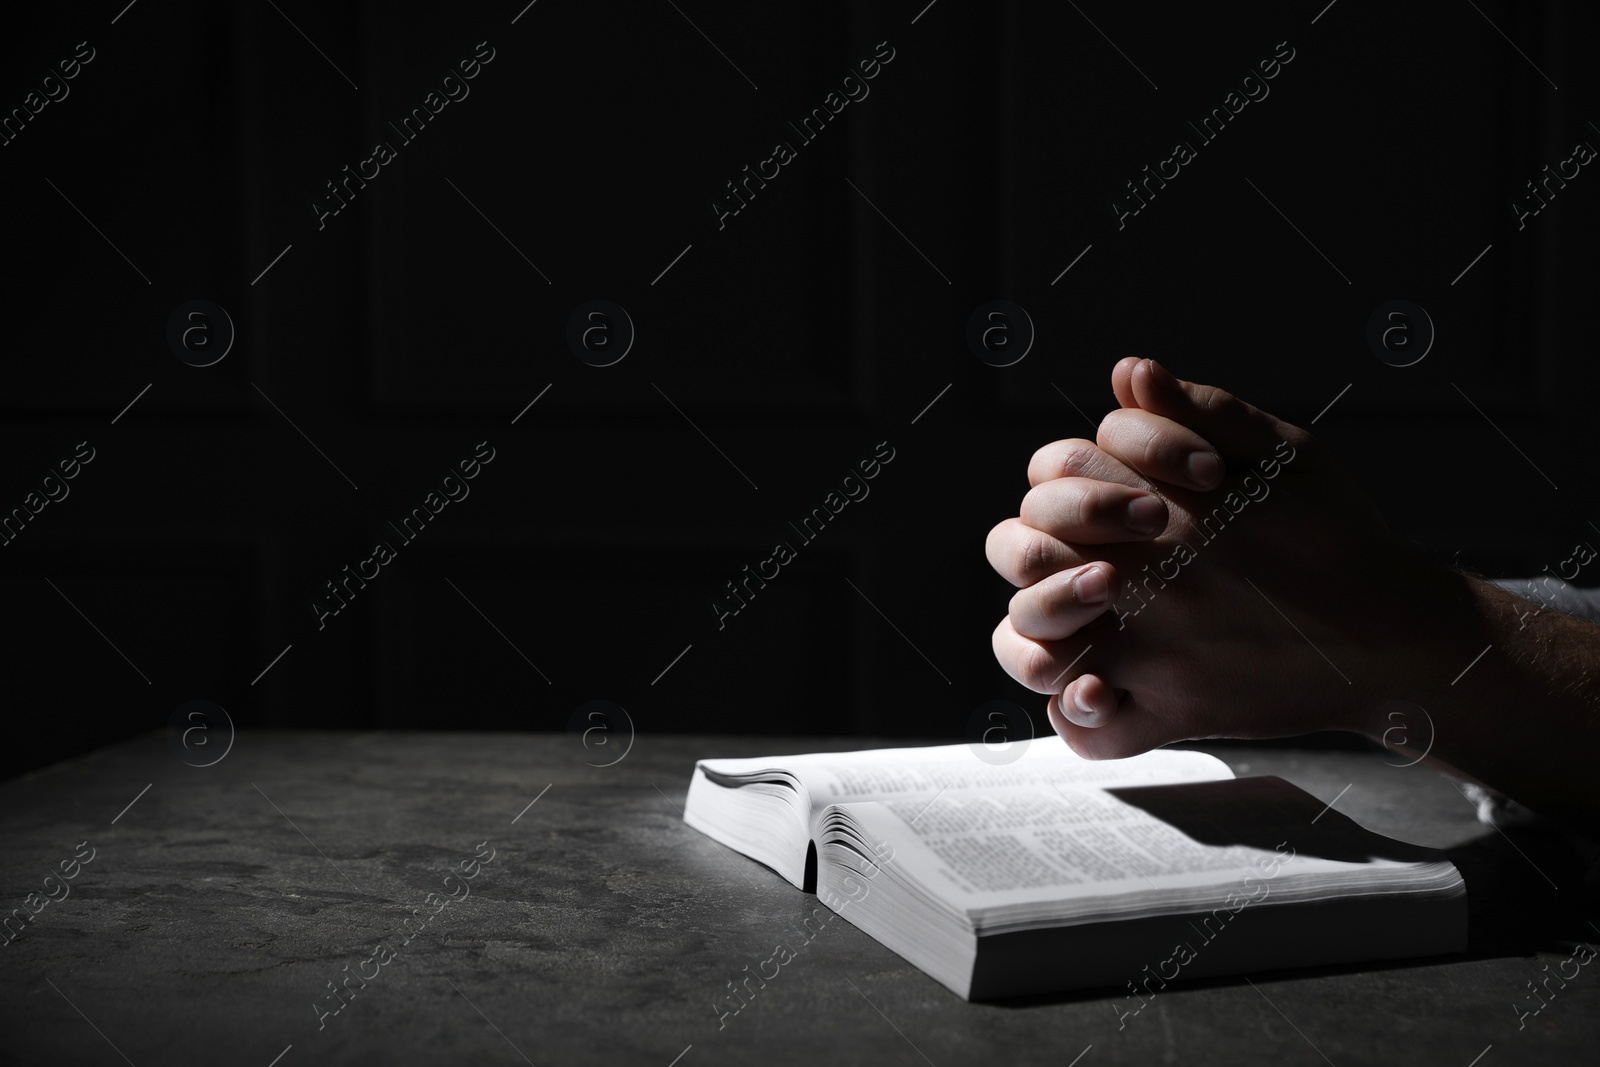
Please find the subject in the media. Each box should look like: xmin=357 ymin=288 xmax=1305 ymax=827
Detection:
xmin=987 ymin=358 xmax=1439 ymax=758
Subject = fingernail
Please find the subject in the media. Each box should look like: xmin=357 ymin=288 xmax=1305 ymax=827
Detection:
xmin=1186 ymin=450 xmax=1222 ymax=488
xmin=1147 ymin=359 xmax=1177 ymax=387
xmin=1125 ymin=495 xmax=1164 ymax=535
xmin=1072 ymin=685 xmax=1099 ymax=720
xmin=1074 ymin=565 xmax=1108 ymax=605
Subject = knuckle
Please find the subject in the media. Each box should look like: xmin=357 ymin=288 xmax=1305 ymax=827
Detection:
xmin=1020 ymin=642 xmax=1060 ymax=693
xmin=1060 ymin=486 xmax=1096 ymax=532
xmin=1036 ymin=573 xmax=1072 ymax=616
xmin=1079 ymin=483 xmax=1126 ymax=529
xmin=1198 ymin=386 xmax=1242 ymax=418
xmin=1137 ymin=429 xmax=1172 ymax=473
xmin=1018 ymin=573 xmax=1071 ymax=627
xmin=1019 ymin=530 xmax=1055 ymax=581
xmin=1056 ymin=439 xmax=1099 ymax=478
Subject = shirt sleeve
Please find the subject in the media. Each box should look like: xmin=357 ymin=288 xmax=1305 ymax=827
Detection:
xmin=1459 ymin=577 xmax=1600 ymax=831
xmin=1490 ymin=576 xmax=1600 ymax=626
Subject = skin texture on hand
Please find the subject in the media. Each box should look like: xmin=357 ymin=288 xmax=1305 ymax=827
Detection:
xmin=989 ymin=359 xmax=1600 ymax=834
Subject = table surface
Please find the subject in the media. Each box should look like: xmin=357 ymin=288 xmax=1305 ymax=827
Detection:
xmin=1 ymin=730 xmax=1596 ymax=1067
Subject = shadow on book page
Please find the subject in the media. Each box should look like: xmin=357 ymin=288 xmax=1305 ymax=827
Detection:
xmin=1106 ymin=776 xmax=1442 ymax=863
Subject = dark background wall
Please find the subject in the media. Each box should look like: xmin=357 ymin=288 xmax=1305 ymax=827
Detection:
xmin=2 ymin=1 xmax=1596 ymax=781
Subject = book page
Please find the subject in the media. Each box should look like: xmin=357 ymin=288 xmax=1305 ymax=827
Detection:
xmin=699 ymin=737 xmax=1232 ymax=815
xmin=836 ymin=777 xmax=1454 ymax=914
xmin=798 ymin=739 xmax=1230 ymax=809
xmin=864 ymin=786 xmax=1269 ymax=893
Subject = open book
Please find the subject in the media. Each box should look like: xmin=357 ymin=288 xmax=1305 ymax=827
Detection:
xmin=684 ymin=738 xmax=1466 ymax=1001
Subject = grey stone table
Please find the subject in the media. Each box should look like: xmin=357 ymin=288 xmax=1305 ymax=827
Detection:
xmin=1 ymin=731 xmax=1596 ymax=1066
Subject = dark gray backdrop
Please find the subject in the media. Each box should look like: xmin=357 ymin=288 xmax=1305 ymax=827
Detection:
xmin=2 ymin=0 xmax=1596 ymax=781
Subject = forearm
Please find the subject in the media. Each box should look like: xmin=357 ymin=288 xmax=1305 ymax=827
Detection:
xmin=1353 ymin=562 xmax=1600 ymax=835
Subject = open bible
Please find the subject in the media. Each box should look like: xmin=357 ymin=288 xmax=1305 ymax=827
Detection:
xmin=683 ymin=738 xmax=1466 ymax=1001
